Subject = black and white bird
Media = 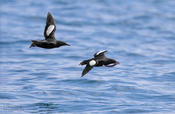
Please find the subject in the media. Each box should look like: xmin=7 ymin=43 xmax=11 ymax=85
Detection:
xmin=30 ymin=12 xmax=70 ymax=49
xmin=80 ymin=50 xmax=119 ymax=77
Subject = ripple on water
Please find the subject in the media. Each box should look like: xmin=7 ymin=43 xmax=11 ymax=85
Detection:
xmin=0 ymin=93 xmax=17 ymax=99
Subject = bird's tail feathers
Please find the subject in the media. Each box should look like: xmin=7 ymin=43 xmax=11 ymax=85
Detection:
xmin=29 ymin=40 xmax=37 ymax=48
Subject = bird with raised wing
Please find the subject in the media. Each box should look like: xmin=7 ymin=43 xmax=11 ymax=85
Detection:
xmin=30 ymin=12 xmax=70 ymax=49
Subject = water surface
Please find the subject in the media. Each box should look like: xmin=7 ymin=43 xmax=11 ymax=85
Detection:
xmin=0 ymin=0 xmax=175 ymax=113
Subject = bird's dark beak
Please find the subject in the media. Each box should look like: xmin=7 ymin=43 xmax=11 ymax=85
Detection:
xmin=115 ymin=61 xmax=120 ymax=65
xmin=65 ymin=43 xmax=70 ymax=46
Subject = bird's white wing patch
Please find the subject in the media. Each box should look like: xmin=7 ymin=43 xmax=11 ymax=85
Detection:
xmin=46 ymin=25 xmax=55 ymax=36
xmin=89 ymin=60 xmax=96 ymax=66
xmin=96 ymin=50 xmax=107 ymax=56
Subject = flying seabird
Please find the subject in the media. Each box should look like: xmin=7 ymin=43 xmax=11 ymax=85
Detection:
xmin=30 ymin=12 xmax=70 ymax=49
xmin=80 ymin=50 xmax=119 ymax=77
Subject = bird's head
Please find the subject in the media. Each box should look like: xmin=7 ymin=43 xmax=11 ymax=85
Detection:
xmin=104 ymin=58 xmax=119 ymax=67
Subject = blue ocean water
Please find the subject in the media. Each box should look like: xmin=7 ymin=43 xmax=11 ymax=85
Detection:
xmin=0 ymin=0 xmax=175 ymax=113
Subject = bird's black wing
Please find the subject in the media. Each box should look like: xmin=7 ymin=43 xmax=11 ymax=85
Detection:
xmin=81 ymin=64 xmax=93 ymax=77
xmin=94 ymin=50 xmax=107 ymax=58
xmin=44 ymin=12 xmax=56 ymax=40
